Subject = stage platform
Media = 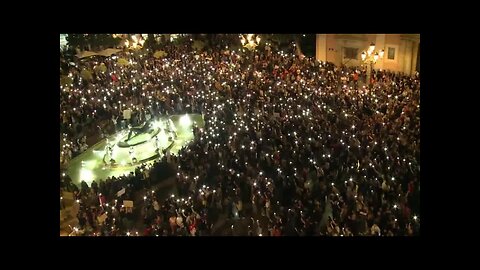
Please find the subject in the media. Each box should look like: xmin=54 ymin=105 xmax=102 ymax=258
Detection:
xmin=65 ymin=114 xmax=204 ymax=185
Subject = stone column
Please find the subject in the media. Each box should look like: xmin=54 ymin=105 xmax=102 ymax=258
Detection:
xmin=398 ymin=39 xmax=407 ymax=75
xmin=316 ymin=34 xmax=327 ymax=62
xmin=403 ymin=40 xmax=413 ymax=75
xmin=411 ymin=41 xmax=419 ymax=75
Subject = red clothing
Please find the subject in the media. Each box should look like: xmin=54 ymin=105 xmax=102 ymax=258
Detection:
xmin=189 ymin=223 xmax=196 ymax=233
xmin=408 ymin=181 xmax=414 ymax=193
xmin=99 ymin=195 xmax=106 ymax=205
xmin=272 ymin=228 xmax=281 ymax=236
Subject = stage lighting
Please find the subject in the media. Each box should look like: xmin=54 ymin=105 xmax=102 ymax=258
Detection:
xmin=180 ymin=114 xmax=192 ymax=128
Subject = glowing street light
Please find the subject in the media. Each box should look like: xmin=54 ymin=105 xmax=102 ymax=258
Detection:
xmin=180 ymin=114 xmax=192 ymax=128
xmin=361 ymin=42 xmax=384 ymax=86
xmin=240 ymin=34 xmax=261 ymax=51
xmin=116 ymin=34 xmax=146 ymax=50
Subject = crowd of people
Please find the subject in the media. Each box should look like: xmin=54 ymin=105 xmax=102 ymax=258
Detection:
xmin=60 ymin=35 xmax=420 ymax=236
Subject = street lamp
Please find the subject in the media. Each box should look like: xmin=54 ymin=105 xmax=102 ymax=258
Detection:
xmin=361 ymin=42 xmax=384 ymax=87
xmin=240 ymin=34 xmax=261 ymax=51
xmin=129 ymin=34 xmax=145 ymax=49
xmin=115 ymin=34 xmax=146 ymax=50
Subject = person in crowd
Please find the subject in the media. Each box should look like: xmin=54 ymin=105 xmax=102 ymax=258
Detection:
xmin=60 ymin=34 xmax=420 ymax=236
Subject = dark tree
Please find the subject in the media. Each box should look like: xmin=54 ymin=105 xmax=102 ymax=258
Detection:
xmin=264 ymin=34 xmax=304 ymax=56
xmin=66 ymin=34 xmax=121 ymax=52
xmin=143 ymin=34 xmax=157 ymax=51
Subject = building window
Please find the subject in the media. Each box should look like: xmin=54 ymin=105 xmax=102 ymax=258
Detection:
xmin=388 ymin=47 xmax=395 ymax=60
xmin=344 ymin=47 xmax=358 ymax=59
